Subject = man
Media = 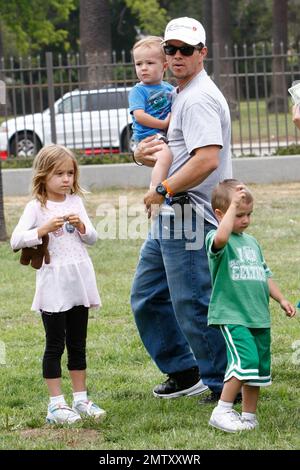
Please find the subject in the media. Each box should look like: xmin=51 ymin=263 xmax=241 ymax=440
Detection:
xmin=131 ymin=17 xmax=232 ymax=403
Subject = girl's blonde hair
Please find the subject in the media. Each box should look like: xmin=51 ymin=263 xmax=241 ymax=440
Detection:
xmin=132 ymin=36 xmax=166 ymax=61
xmin=32 ymin=144 xmax=85 ymax=206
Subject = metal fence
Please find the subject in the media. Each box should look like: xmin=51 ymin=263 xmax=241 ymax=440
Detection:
xmin=0 ymin=43 xmax=299 ymax=160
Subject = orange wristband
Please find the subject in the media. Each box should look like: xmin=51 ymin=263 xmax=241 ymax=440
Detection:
xmin=162 ymin=179 xmax=175 ymax=197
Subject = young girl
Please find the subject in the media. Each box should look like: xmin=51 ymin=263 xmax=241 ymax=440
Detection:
xmin=11 ymin=144 xmax=105 ymax=424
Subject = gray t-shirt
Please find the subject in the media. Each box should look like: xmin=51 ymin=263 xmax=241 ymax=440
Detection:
xmin=167 ymin=69 xmax=232 ymax=226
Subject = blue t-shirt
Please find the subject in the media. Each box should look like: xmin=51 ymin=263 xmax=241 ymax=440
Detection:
xmin=129 ymin=81 xmax=174 ymax=141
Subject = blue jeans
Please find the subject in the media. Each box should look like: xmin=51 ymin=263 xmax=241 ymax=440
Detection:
xmin=131 ymin=206 xmax=226 ymax=393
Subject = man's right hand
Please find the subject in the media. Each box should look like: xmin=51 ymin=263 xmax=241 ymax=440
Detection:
xmin=134 ymin=135 xmax=163 ymax=167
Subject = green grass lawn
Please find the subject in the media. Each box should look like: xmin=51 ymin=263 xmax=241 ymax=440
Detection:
xmin=0 ymin=185 xmax=300 ymax=450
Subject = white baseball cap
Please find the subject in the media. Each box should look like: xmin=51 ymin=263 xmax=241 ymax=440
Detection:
xmin=164 ymin=17 xmax=206 ymax=46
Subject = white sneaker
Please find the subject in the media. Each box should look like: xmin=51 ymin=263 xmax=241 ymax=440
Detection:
xmin=72 ymin=400 xmax=106 ymax=419
xmin=209 ymin=407 xmax=245 ymax=433
xmin=46 ymin=403 xmax=81 ymax=424
xmin=240 ymin=417 xmax=259 ymax=430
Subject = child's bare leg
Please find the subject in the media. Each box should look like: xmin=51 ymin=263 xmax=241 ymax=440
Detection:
xmin=45 ymin=378 xmax=63 ymax=397
xmin=239 ymin=384 xmax=260 ymax=429
xmin=220 ymin=377 xmax=242 ymax=402
xmin=150 ymin=143 xmax=172 ymax=189
xmin=69 ymin=370 xmax=90 ymax=406
xmin=242 ymin=385 xmax=259 ymax=413
xmin=69 ymin=370 xmax=105 ymax=418
xmin=69 ymin=369 xmax=87 ymax=392
xmin=45 ymin=377 xmax=82 ymax=424
xmin=209 ymin=377 xmax=244 ymax=432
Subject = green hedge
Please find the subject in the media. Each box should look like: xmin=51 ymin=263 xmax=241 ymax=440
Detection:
xmin=1 ymin=153 xmax=133 ymax=169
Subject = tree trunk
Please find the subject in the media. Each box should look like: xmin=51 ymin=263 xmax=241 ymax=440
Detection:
xmin=80 ymin=0 xmax=112 ymax=89
xmin=268 ymin=0 xmax=288 ymax=113
xmin=203 ymin=0 xmax=213 ymax=75
xmin=0 ymin=22 xmax=4 ymax=59
xmin=212 ymin=0 xmax=239 ymax=119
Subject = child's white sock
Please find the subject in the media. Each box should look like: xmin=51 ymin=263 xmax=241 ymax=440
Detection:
xmin=216 ymin=399 xmax=233 ymax=411
xmin=242 ymin=412 xmax=256 ymax=421
xmin=49 ymin=394 xmax=66 ymax=406
xmin=73 ymin=391 xmax=88 ymax=403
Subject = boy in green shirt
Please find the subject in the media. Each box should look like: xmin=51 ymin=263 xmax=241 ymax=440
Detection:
xmin=206 ymin=179 xmax=296 ymax=433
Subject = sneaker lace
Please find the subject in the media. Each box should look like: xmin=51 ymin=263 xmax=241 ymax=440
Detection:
xmin=49 ymin=404 xmax=78 ymax=416
xmin=225 ymin=409 xmax=241 ymax=422
xmin=241 ymin=418 xmax=257 ymax=429
xmin=75 ymin=400 xmax=101 ymax=413
xmin=49 ymin=404 xmax=67 ymax=411
xmin=86 ymin=401 xmax=100 ymax=412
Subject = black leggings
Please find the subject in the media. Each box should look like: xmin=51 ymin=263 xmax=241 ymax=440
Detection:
xmin=41 ymin=305 xmax=89 ymax=379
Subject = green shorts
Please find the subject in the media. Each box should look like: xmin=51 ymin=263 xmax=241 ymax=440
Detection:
xmin=220 ymin=324 xmax=272 ymax=387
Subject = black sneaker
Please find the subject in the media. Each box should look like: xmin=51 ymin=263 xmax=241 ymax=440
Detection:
xmin=198 ymin=391 xmax=242 ymax=405
xmin=153 ymin=366 xmax=209 ymax=399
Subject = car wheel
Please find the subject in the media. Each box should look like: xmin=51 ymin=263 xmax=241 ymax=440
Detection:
xmin=120 ymin=126 xmax=134 ymax=153
xmin=10 ymin=132 xmax=42 ymax=157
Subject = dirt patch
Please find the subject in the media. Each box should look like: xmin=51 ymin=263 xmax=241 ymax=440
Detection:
xmin=20 ymin=427 xmax=102 ymax=449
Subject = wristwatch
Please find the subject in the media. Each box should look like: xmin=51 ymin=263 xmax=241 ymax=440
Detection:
xmin=155 ymin=182 xmax=168 ymax=197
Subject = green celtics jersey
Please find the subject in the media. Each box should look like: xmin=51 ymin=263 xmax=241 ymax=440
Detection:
xmin=206 ymin=230 xmax=272 ymax=328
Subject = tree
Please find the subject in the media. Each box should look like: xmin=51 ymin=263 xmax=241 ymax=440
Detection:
xmin=202 ymin=0 xmax=212 ymax=74
xmin=0 ymin=23 xmax=3 ymax=59
xmin=0 ymin=0 xmax=76 ymax=55
xmin=232 ymin=0 xmax=271 ymax=46
xmin=160 ymin=0 xmax=202 ymax=21
xmin=268 ymin=0 xmax=288 ymax=112
xmin=212 ymin=0 xmax=239 ymax=118
xmin=288 ymin=0 xmax=300 ymax=46
xmin=125 ymin=0 xmax=168 ymax=36
xmin=110 ymin=1 xmax=138 ymax=59
xmin=80 ymin=0 xmax=112 ymax=88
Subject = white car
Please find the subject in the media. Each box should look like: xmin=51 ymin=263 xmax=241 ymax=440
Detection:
xmin=0 ymin=87 xmax=133 ymax=157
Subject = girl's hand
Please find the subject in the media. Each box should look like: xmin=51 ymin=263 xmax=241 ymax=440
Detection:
xmin=38 ymin=217 xmax=65 ymax=237
xmin=64 ymin=214 xmax=86 ymax=234
xmin=280 ymin=299 xmax=296 ymax=318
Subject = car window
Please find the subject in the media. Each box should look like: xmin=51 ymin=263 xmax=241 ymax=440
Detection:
xmin=58 ymin=95 xmax=88 ymax=113
xmin=88 ymin=91 xmax=129 ymax=111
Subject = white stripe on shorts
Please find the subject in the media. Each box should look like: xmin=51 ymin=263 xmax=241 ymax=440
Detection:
xmin=220 ymin=326 xmax=259 ymax=378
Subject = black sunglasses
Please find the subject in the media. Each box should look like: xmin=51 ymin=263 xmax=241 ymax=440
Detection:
xmin=163 ymin=44 xmax=203 ymax=57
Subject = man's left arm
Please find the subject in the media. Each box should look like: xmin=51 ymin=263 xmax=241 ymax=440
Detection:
xmin=166 ymin=145 xmax=220 ymax=192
